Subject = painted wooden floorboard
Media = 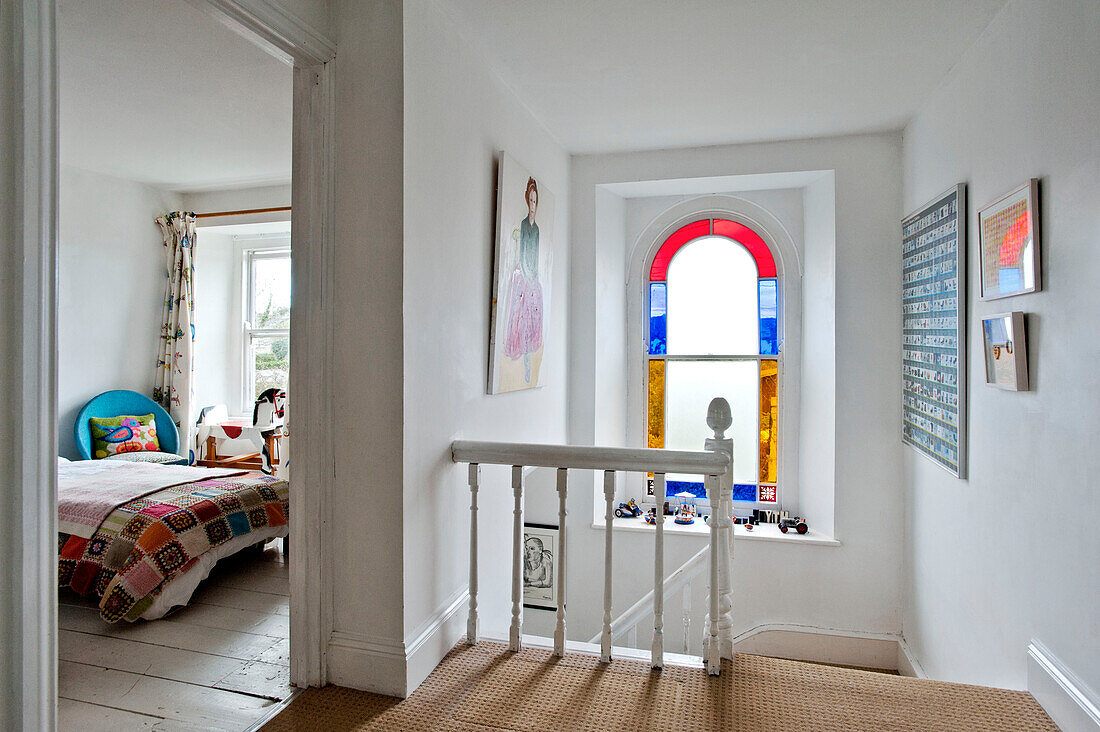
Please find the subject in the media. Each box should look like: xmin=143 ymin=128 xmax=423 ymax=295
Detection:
xmin=59 ymin=603 xmax=284 ymax=662
xmin=58 ymin=699 xmax=210 ymax=732
xmin=213 ymin=660 xmax=292 ymax=699
xmin=255 ymin=637 xmax=291 ymax=667
xmin=189 ymin=584 xmax=291 ymax=616
xmin=209 ymin=569 xmax=289 ymax=596
xmin=60 ymin=542 xmax=293 ymax=731
xmin=59 ymin=629 xmax=250 ymax=686
xmin=60 ymin=661 xmax=277 ymax=731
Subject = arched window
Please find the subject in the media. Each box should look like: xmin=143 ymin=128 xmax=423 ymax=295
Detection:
xmin=647 ymin=219 xmax=779 ymax=504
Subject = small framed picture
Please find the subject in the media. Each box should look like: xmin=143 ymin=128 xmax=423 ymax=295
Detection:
xmin=522 ymin=523 xmax=558 ymax=610
xmin=981 ymin=312 xmax=1028 ymax=391
xmin=978 ymin=179 xmax=1040 ymax=300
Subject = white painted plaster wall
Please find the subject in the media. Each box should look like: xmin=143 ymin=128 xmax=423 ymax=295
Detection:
xmin=401 ymin=0 xmax=570 ymax=686
xmin=57 ymin=167 xmax=182 ymax=458
xmin=902 ymin=0 xmax=1100 ymax=692
xmin=326 ymin=0 xmax=407 ymax=693
xmin=568 ymin=133 xmax=904 ymax=644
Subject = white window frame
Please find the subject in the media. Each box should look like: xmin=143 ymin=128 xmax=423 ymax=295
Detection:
xmin=243 ymin=246 xmax=291 ymax=413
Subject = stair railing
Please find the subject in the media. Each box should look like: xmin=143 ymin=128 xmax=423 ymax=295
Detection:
xmin=451 ymin=397 xmax=735 ymax=675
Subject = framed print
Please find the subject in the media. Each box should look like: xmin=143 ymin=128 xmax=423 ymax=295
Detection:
xmin=488 ymin=151 xmax=556 ymax=394
xmin=901 ymin=184 xmax=967 ymax=478
xmin=521 ymin=523 xmax=558 ymax=610
xmin=981 ymin=312 xmax=1029 ymax=391
xmin=978 ymin=179 xmax=1040 ymax=300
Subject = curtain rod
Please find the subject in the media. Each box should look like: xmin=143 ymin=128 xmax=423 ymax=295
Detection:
xmin=194 ymin=206 xmax=291 ymax=219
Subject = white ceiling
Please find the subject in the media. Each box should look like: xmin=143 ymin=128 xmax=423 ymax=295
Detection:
xmin=58 ymin=0 xmax=292 ymax=191
xmin=441 ymin=0 xmax=1007 ymax=153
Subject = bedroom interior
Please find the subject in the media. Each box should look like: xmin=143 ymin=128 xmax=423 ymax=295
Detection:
xmin=2 ymin=1 xmax=1098 ymax=731
xmin=53 ymin=0 xmax=296 ymax=728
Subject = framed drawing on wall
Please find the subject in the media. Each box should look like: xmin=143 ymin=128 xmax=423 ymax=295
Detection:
xmin=901 ymin=184 xmax=967 ymax=478
xmin=978 ymin=179 xmax=1040 ymax=300
xmin=981 ymin=312 xmax=1029 ymax=391
xmin=521 ymin=523 xmax=558 ymax=610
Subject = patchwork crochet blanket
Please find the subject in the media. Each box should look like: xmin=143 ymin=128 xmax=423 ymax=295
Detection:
xmin=58 ymin=472 xmax=289 ymax=622
xmin=58 ymin=460 xmax=243 ymax=538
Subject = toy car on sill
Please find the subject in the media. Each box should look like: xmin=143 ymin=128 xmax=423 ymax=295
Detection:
xmin=778 ymin=516 xmax=809 ymax=535
xmin=614 ymin=498 xmax=643 ymax=519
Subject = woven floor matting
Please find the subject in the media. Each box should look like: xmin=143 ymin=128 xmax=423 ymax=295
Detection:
xmin=261 ymin=641 xmax=1056 ymax=731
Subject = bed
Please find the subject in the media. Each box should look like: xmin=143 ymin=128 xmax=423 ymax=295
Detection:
xmin=57 ymin=459 xmax=289 ymax=623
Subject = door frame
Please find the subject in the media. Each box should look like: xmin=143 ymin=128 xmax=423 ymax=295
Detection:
xmin=2 ymin=2 xmax=336 ymax=727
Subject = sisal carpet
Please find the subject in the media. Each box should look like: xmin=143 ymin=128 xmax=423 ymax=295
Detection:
xmin=261 ymin=641 xmax=1056 ymax=731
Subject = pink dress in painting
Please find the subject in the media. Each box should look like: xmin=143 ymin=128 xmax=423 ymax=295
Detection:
xmin=504 ymin=216 xmax=543 ymax=367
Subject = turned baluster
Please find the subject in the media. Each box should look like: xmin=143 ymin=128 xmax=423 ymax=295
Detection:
xmin=510 ymin=465 xmax=523 ymax=652
xmin=553 ymin=468 xmax=568 ymax=657
xmin=600 ymin=470 xmax=615 ymax=662
xmin=651 ymin=472 xmax=666 ymax=668
xmin=466 ymin=463 xmax=480 ymax=645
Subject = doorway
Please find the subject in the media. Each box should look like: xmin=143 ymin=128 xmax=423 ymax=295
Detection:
xmin=1 ymin=0 xmax=334 ymax=729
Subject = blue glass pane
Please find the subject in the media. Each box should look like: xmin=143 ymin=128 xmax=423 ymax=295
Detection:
xmin=649 ymin=283 xmax=667 ymax=355
xmin=758 ymin=279 xmax=778 ymax=355
xmin=666 ymin=479 xmax=705 ymax=499
xmin=732 ymin=483 xmax=757 ymax=502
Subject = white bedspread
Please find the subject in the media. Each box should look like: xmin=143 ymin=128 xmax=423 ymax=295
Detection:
xmin=58 ymin=460 xmax=243 ymax=539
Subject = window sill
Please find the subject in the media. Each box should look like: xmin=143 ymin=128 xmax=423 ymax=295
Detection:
xmin=591 ymin=516 xmax=840 ymax=546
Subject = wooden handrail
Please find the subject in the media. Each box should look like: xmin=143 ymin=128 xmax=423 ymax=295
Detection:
xmin=450 ymin=440 xmax=729 ymax=475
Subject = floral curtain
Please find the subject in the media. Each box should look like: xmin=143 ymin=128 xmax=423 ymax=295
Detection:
xmin=154 ymin=212 xmax=197 ymax=462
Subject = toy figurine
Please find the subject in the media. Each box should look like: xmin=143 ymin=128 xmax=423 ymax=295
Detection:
xmin=644 ymin=507 xmax=658 ymax=525
xmin=778 ymin=516 xmax=809 ymax=535
xmin=673 ymin=502 xmax=696 ymax=525
xmin=614 ymin=498 xmax=643 ymax=519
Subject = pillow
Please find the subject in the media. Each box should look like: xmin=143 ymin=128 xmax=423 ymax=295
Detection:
xmin=89 ymin=413 xmax=160 ymax=459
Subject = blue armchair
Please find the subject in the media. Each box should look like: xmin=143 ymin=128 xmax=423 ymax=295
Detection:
xmin=74 ymin=390 xmax=186 ymax=463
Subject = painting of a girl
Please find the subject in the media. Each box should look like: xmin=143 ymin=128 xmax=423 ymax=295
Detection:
xmin=503 ymin=177 xmax=544 ymax=383
xmin=489 ymin=153 xmax=555 ymax=393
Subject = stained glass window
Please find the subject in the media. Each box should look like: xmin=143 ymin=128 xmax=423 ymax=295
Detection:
xmin=646 ymin=219 xmax=780 ymax=505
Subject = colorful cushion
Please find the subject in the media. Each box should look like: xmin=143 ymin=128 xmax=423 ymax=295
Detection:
xmin=89 ymin=414 xmax=160 ymax=459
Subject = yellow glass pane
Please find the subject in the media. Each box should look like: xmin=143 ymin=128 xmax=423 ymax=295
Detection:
xmin=759 ymin=359 xmax=778 ymax=483
xmin=647 ymin=359 xmax=665 ymax=449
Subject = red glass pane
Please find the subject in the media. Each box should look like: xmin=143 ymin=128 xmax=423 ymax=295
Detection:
xmin=713 ymin=219 xmax=776 ymax=277
xmin=649 ymin=219 xmax=711 ymax=282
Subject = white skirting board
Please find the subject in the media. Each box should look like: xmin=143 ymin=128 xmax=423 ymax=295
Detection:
xmin=732 ymin=623 xmax=910 ymax=673
xmin=327 ymin=587 xmax=469 ymax=698
xmin=1027 ymin=640 xmax=1100 ymax=731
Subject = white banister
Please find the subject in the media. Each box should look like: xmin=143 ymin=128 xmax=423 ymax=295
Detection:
xmin=509 ymin=465 xmax=523 ymax=652
xmin=451 ymin=441 xmax=728 ymax=474
xmin=452 ymin=397 xmax=734 ymax=676
xmin=466 ymin=463 xmax=480 ymax=645
xmin=553 ymin=468 xmax=567 ymax=657
xmin=652 ymin=472 xmax=666 ymax=669
xmin=600 ymin=470 xmax=615 ymax=663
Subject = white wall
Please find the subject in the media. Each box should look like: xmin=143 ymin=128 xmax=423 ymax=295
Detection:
xmin=902 ymin=0 xmax=1100 ymax=692
xmin=57 ymin=167 xmax=181 ymax=458
xmin=401 ymin=0 xmax=570 ymax=689
xmin=326 ymin=0 xmax=407 ymax=695
xmin=569 ymin=133 xmax=904 ymax=645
